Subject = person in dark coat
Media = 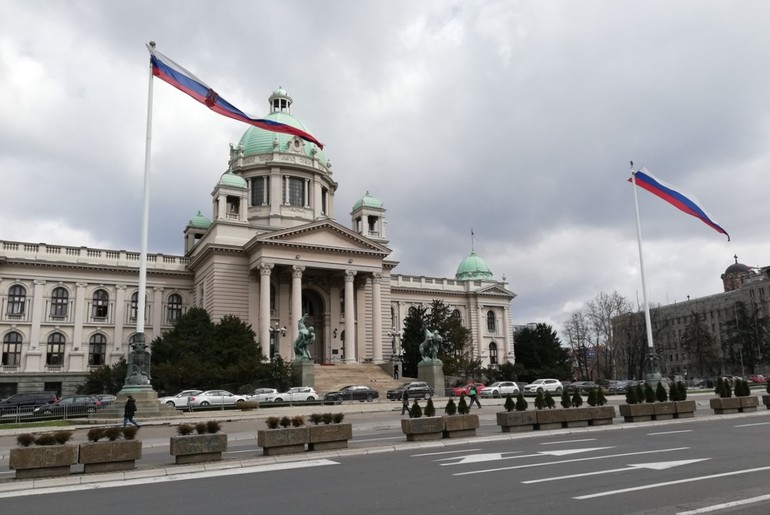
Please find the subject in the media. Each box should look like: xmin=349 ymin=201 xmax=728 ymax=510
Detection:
xmin=401 ymin=389 xmax=410 ymax=415
xmin=123 ymin=395 xmax=140 ymax=428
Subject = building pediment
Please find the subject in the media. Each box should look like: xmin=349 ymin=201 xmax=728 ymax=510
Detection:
xmin=246 ymin=219 xmax=391 ymax=256
xmin=474 ymin=284 xmax=517 ymax=298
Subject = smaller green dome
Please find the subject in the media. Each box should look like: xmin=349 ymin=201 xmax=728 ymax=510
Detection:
xmin=352 ymin=191 xmax=383 ymax=210
xmin=189 ymin=211 xmax=212 ymax=229
xmin=219 ymin=170 xmax=247 ymax=189
xmin=455 ymin=251 xmax=494 ymax=281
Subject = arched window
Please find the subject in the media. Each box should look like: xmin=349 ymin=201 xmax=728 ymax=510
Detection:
xmin=89 ymin=333 xmax=107 ymax=366
xmin=92 ymin=289 xmax=109 ymax=319
xmin=2 ymin=331 xmax=23 ymax=366
xmin=489 ymin=342 xmax=499 ymax=365
xmin=50 ymin=287 xmax=69 ymax=318
xmin=452 ymin=309 xmax=462 ymax=323
xmin=486 ymin=310 xmax=497 ymax=333
xmin=46 ymin=332 xmax=66 ymax=366
xmin=130 ymin=291 xmax=148 ymax=321
xmin=167 ymin=294 xmax=183 ymax=323
xmin=7 ymin=285 xmax=26 ymax=315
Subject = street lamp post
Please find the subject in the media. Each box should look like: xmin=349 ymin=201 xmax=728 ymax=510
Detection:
xmin=387 ymin=328 xmax=403 ymax=379
xmin=268 ymin=323 xmax=286 ymax=360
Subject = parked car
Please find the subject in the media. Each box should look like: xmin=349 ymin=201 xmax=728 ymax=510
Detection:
xmin=386 ymin=381 xmax=434 ymax=400
xmin=568 ymin=381 xmax=599 ymax=394
xmin=251 ymin=388 xmax=279 ymax=403
xmin=480 ymin=381 xmax=520 ymax=398
xmin=187 ymin=390 xmax=247 ymax=408
xmin=95 ymin=394 xmax=118 ymax=405
xmin=32 ymin=395 xmax=101 ymax=416
xmin=450 ymin=382 xmax=486 ymax=398
xmin=324 ymin=385 xmax=379 ymax=402
xmin=273 ymin=387 xmax=318 ymax=402
xmin=522 ymin=378 xmax=563 ymax=396
xmin=158 ymin=389 xmax=204 ymax=409
xmin=607 ymin=380 xmax=632 ymax=394
xmin=0 ymin=391 xmax=58 ymax=415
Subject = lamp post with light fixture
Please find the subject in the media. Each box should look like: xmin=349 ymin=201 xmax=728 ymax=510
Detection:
xmin=268 ymin=323 xmax=286 ymax=360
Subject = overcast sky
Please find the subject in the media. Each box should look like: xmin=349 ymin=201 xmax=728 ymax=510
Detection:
xmin=2 ymin=1 xmax=769 ymax=335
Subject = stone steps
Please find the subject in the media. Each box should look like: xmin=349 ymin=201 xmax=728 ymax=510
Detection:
xmin=313 ymin=363 xmax=410 ymax=397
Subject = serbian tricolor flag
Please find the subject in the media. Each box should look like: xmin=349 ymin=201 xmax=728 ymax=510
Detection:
xmin=147 ymin=44 xmax=323 ymax=149
xmin=629 ymin=167 xmax=730 ymax=241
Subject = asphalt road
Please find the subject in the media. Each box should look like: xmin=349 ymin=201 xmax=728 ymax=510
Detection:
xmin=2 ymin=394 xmax=770 ymax=514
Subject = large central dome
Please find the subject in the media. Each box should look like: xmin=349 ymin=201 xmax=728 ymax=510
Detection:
xmin=237 ymin=87 xmax=328 ymax=167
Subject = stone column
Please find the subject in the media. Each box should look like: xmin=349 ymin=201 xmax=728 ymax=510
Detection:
xmin=503 ymin=305 xmax=514 ymax=362
xmin=372 ymin=272 xmax=383 ymax=363
xmin=152 ymin=286 xmax=164 ymax=337
xmin=28 ymin=280 xmax=46 ymax=351
xmin=114 ymin=285 xmax=127 ymax=349
xmin=258 ymin=263 xmax=273 ymax=354
xmin=343 ymin=270 xmax=356 ymax=363
xmin=291 ymin=265 xmax=305 ymax=347
xmin=73 ymin=282 xmax=87 ymax=350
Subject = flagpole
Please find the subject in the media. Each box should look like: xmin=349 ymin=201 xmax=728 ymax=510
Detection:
xmin=630 ymin=161 xmax=661 ymax=384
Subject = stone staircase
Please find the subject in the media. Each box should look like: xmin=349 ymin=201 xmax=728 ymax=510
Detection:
xmin=313 ymin=364 xmax=409 ymax=397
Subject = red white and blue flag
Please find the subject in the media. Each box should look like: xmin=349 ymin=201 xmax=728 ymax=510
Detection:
xmin=146 ymin=44 xmax=323 ymax=149
xmin=629 ymin=167 xmax=729 ymax=241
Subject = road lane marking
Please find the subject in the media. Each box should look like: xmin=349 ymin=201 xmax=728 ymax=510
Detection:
xmin=412 ymin=448 xmax=483 ymax=457
xmin=541 ymin=438 xmax=596 ymax=445
xmin=734 ymin=421 xmax=770 ymax=428
xmin=440 ymin=447 xmax=612 ymax=466
xmin=677 ymin=493 xmax=770 ymax=514
xmin=647 ymin=430 xmax=693 ymax=436
xmin=0 ymin=459 xmax=339 ymax=499
xmin=523 ymin=459 xmax=709 ymax=483
xmin=453 ymin=447 xmax=690 ymax=476
xmin=575 ymin=464 xmax=770 ymax=499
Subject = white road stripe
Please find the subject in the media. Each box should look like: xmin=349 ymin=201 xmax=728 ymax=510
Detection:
xmin=541 ymin=438 xmax=596 ymax=445
xmin=677 ymin=493 xmax=770 ymax=514
xmin=411 ymin=448 xmax=483 ymax=457
xmin=734 ymin=421 xmax=770 ymax=428
xmin=647 ymin=430 xmax=693 ymax=436
xmin=575 ymin=465 xmax=770 ymax=500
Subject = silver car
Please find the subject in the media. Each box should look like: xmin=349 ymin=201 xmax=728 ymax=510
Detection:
xmin=251 ymin=388 xmax=278 ymax=403
xmin=187 ymin=390 xmax=247 ymax=408
xmin=480 ymin=381 xmax=520 ymax=398
xmin=158 ymin=389 xmax=203 ymax=409
xmin=273 ymin=387 xmax=318 ymax=402
xmin=522 ymin=378 xmax=564 ymax=396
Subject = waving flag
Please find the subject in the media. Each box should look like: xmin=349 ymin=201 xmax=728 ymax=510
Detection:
xmin=146 ymin=44 xmax=323 ymax=149
xmin=629 ymin=167 xmax=729 ymax=241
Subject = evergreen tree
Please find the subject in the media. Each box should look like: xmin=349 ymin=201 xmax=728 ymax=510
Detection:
xmin=587 ymin=388 xmax=597 ymax=406
xmin=560 ymin=390 xmax=571 ymax=408
xmin=78 ymin=358 xmax=127 ymax=394
xmin=504 ymin=394 xmax=515 ymax=412
xmin=445 ymin=397 xmax=457 ymax=415
xmin=513 ymin=323 xmax=572 ymax=381
xmin=544 ymin=391 xmax=556 ymax=409
xmin=681 ymin=311 xmax=720 ymax=378
xmin=571 ymin=391 xmax=583 ymax=407
xmin=656 ymin=382 xmax=668 ymax=402
xmin=515 ymin=393 xmax=528 ymax=411
xmin=424 ymin=398 xmax=436 ymax=417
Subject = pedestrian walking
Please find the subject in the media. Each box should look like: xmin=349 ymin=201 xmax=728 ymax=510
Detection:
xmin=401 ymin=389 xmax=410 ymax=415
xmin=123 ymin=394 xmax=141 ymax=428
xmin=393 ymin=363 xmax=399 ymax=379
xmin=468 ymin=384 xmax=481 ymax=409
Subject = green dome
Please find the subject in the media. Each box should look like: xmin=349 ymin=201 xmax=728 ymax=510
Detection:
xmin=352 ymin=191 xmax=383 ymax=210
xmin=240 ymin=86 xmax=329 ymax=167
xmin=219 ymin=170 xmax=247 ymax=188
xmin=189 ymin=211 xmax=212 ymax=229
xmin=455 ymin=251 xmax=494 ymax=281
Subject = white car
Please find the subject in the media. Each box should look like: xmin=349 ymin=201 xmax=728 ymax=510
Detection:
xmin=480 ymin=381 xmax=520 ymax=398
xmin=522 ymin=379 xmax=564 ymax=396
xmin=158 ymin=389 xmax=203 ymax=409
xmin=251 ymin=388 xmax=278 ymax=403
xmin=273 ymin=387 xmax=318 ymax=402
xmin=187 ymin=390 xmax=248 ymax=408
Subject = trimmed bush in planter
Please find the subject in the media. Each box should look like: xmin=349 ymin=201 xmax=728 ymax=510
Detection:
xmin=79 ymin=426 xmax=142 ymax=473
xmin=308 ymin=413 xmax=352 ymax=451
xmin=258 ymin=415 xmax=308 ymax=455
xmin=9 ymin=432 xmax=77 ymax=479
xmin=170 ymin=420 xmax=227 ymax=464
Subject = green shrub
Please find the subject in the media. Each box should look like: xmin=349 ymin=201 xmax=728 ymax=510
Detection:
xmin=104 ymin=427 xmax=122 ymax=441
xmin=279 ymin=416 xmax=291 ymax=428
xmin=656 ymin=382 xmax=668 ymax=402
xmin=409 ymin=400 xmax=423 ymax=418
xmin=424 ymin=398 xmax=436 ymax=417
xmin=678 ymin=381 xmax=688 ymax=401
xmin=720 ymin=379 xmax=732 ymax=398
xmin=635 ymin=384 xmax=645 ymax=403
xmin=291 ymin=415 xmax=305 ymax=427
xmin=332 ymin=413 xmax=344 ymax=424
xmin=596 ymin=387 xmax=607 ymax=406
xmin=586 ymin=389 xmax=597 ymax=407
xmin=87 ymin=427 xmax=106 ymax=442
xmin=206 ymin=420 xmax=222 ymax=434
xmin=122 ymin=426 xmax=139 ymax=440
xmin=571 ymin=391 xmax=583 ymax=408
xmin=176 ymin=424 xmax=194 ymax=435
xmin=503 ymin=394 xmax=515 ymax=412
xmin=715 ymin=377 xmax=723 ymax=396
xmin=534 ymin=391 xmax=545 ymax=410
xmin=445 ymin=397 xmax=458 ymax=415
xmin=457 ymin=396 xmax=469 ymax=415
xmin=644 ymin=383 xmax=656 ymax=403
xmin=515 ymin=393 xmax=528 ymax=411
xmin=560 ymin=391 xmax=571 ymax=409
xmin=322 ymin=413 xmax=333 ymax=424
xmin=34 ymin=433 xmax=57 ymax=446
xmin=625 ymin=386 xmax=638 ymax=405
xmin=16 ymin=434 xmax=35 ymax=447
xmin=310 ymin=413 xmax=323 ymax=425
xmin=544 ymin=391 xmax=556 ymax=409
xmin=53 ymin=430 xmax=73 ymax=445
xmin=195 ymin=422 xmax=208 ymax=434
xmin=237 ymin=384 xmax=254 ymax=395
xmin=265 ymin=417 xmax=280 ymax=429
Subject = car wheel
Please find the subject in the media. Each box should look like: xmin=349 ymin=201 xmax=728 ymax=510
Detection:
xmin=555 ymin=388 xmax=562 ymax=394
xmin=493 ymin=392 xmax=500 ymax=398
xmin=423 ymin=393 xmax=431 ymax=400
xmin=366 ymin=394 xmax=373 ymax=402
xmin=166 ymin=401 xmax=175 ymax=407
xmin=200 ymin=401 xmax=210 ymax=406
xmin=306 ymin=396 xmax=315 ymax=401
xmin=235 ymin=399 xmax=244 ymax=405
xmin=274 ymin=398 xmax=283 ymax=402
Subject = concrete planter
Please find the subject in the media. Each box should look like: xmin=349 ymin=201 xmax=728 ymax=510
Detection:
xmin=257 ymin=427 xmax=309 ymax=455
xmin=563 ymin=407 xmax=592 ymax=428
xmin=709 ymin=397 xmax=742 ymax=414
xmin=653 ymin=401 xmax=676 ymax=420
xmin=9 ymin=444 xmax=78 ymax=479
xmin=442 ymin=414 xmax=479 ymax=438
xmin=619 ymin=403 xmax=655 ymax=422
xmin=170 ymin=433 xmax=228 ymax=464
xmin=78 ymin=440 xmax=142 ymax=473
xmin=674 ymin=400 xmax=696 ymax=418
xmin=308 ymin=423 xmax=353 ymax=451
xmin=535 ymin=409 xmax=565 ymax=430
xmin=588 ymin=406 xmax=616 ymax=426
xmin=496 ymin=411 xmax=536 ymax=433
xmin=400 ymin=417 xmax=444 ymax=441
xmin=739 ymin=396 xmax=758 ymax=412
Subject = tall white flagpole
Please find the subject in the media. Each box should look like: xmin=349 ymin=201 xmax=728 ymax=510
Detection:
xmin=630 ymin=161 xmax=660 ymax=383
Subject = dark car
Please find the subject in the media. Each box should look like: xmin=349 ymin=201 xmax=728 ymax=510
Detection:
xmin=0 ymin=391 xmax=58 ymax=415
xmin=386 ymin=381 xmax=434 ymax=400
xmin=324 ymin=385 xmax=379 ymax=402
xmin=32 ymin=395 xmax=101 ymax=417
xmin=568 ymin=381 xmax=600 ymax=394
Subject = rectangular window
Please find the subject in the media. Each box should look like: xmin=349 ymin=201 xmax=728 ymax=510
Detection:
xmin=287 ymin=177 xmax=305 ymax=207
xmin=251 ymin=177 xmax=267 ymax=206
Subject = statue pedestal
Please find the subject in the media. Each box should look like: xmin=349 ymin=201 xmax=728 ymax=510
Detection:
xmin=93 ymin=387 xmax=177 ymax=420
xmin=418 ymin=361 xmax=445 ymax=398
xmin=294 ymin=360 xmax=315 ymax=388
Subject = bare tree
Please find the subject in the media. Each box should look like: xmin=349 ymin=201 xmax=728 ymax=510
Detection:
xmin=562 ymin=311 xmax=592 ymax=380
xmin=585 ymin=291 xmax=632 ymax=380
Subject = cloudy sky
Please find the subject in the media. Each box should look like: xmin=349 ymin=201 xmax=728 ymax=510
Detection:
xmin=2 ymin=1 xmax=769 ymax=334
